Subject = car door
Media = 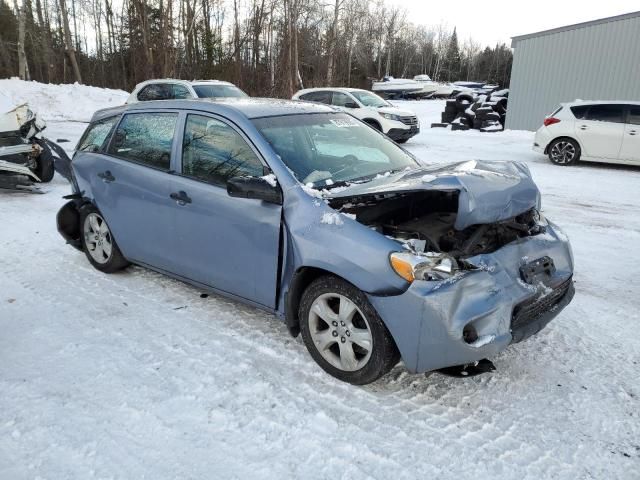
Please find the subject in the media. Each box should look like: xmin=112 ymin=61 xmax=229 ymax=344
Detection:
xmin=619 ymin=105 xmax=640 ymax=163
xmin=169 ymin=113 xmax=282 ymax=308
xmin=575 ymin=104 xmax=625 ymax=159
xmin=90 ymin=111 xmax=181 ymax=272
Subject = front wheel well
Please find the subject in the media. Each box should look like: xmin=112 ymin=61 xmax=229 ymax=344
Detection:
xmin=284 ymin=267 xmax=347 ymax=337
xmin=362 ymin=118 xmax=383 ymax=132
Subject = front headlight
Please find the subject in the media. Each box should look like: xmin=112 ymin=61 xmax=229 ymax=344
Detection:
xmin=389 ymin=252 xmax=458 ymax=282
xmin=380 ymin=112 xmax=401 ymax=121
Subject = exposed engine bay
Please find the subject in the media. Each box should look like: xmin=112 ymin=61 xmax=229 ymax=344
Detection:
xmin=329 ymin=190 xmax=545 ymax=259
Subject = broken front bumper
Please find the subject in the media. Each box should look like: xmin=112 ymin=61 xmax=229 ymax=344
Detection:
xmin=367 ymin=221 xmax=574 ymax=374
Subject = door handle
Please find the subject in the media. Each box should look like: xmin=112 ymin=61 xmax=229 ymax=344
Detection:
xmin=170 ymin=191 xmax=192 ymax=205
xmin=579 ymin=125 xmax=588 ymax=130
xmin=629 ymin=130 xmax=637 ymax=136
xmin=97 ymin=170 xmax=115 ymax=183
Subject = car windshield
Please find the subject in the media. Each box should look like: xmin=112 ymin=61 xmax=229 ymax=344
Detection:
xmin=193 ymin=84 xmax=248 ymax=98
xmin=349 ymin=91 xmax=390 ymax=108
xmin=252 ymin=113 xmax=418 ymax=187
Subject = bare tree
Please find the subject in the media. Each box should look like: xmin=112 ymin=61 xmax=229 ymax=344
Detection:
xmin=58 ymin=0 xmax=82 ymax=82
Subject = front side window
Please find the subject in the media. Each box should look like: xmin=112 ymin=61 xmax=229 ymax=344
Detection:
xmin=107 ymin=112 xmax=178 ymax=170
xmin=253 ymin=113 xmax=417 ymax=187
xmin=171 ymin=84 xmax=192 ymax=99
xmin=181 ymin=114 xmax=263 ymax=186
xmin=192 ymin=85 xmax=248 ymax=99
xmin=331 ymin=92 xmax=354 ymax=107
xmin=77 ymin=116 xmax=119 ymax=152
xmin=349 ymin=91 xmax=389 ymax=108
xmin=628 ymin=106 xmax=640 ymax=125
xmin=584 ymin=104 xmax=625 ymax=123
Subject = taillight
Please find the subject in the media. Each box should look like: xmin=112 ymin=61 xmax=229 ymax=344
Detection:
xmin=544 ymin=117 xmax=560 ymax=127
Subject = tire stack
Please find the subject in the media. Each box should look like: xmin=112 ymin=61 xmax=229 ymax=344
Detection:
xmin=431 ymin=90 xmax=508 ymax=132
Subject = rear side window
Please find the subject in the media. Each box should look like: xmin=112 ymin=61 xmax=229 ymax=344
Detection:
xmin=570 ymin=105 xmax=588 ymax=119
xmin=181 ymin=114 xmax=264 ymax=186
xmin=107 ymin=113 xmax=178 ymax=170
xmin=77 ymin=116 xmax=119 ymax=152
xmin=300 ymin=91 xmax=332 ymax=104
xmin=137 ymin=84 xmax=171 ymax=101
xmin=584 ymin=104 xmax=625 ymax=123
xmin=628 ymin=106 xmax=640 ymax=125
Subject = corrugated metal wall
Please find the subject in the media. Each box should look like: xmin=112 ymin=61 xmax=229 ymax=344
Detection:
xmin=506 ymin=14 xmax=640 ymax=131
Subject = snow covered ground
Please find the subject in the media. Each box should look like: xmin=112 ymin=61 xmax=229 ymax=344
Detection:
xmin=1 ymin=82 xmax=639 ymax=479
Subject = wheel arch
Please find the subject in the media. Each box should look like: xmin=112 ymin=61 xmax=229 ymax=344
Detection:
xmin=544 ymin=135 xmax=583 ymax=155
xmin=56 ymin=198 xmax=94 ymax=250
xmin=362 ymin=118 xmax=383 ymax=132
xmin=285 ymin=266 xmax=339 ymax=337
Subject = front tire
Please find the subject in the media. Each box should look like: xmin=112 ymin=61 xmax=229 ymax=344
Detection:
xmin=299 ymin=275 xmax=399 ymax=385
xmin=79 ymin=205 xmax=129 ymax=273
xmin=548 ymin=138 xmax=580 ymax=165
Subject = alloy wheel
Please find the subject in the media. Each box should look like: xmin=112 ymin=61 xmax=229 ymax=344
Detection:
xmin=308 ymin=293 xmax=373 ymax=372
xmin=83 ymin=212 xmax=113 ymax=264
xmin=550 ymin=141 xmax=576 ymax=164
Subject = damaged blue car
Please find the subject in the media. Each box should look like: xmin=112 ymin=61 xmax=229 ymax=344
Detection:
xmin=57 ymin=98 xmax=575 ymax=384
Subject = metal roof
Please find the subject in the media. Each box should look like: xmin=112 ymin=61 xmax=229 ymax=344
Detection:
xmin=511 ymin=10 xmax=640 ymax=46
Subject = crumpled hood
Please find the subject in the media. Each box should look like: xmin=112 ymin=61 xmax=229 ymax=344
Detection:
xmin=327 ymin=160 xmax=541 ymax=230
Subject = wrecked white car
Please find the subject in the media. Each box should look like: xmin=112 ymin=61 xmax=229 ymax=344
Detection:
xmin=0 ymin=100 xmax=55 ymax=191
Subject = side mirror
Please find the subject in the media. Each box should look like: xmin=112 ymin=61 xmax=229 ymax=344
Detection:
xmin=344 ymin=102 xmax=359 ymax=109
xmin=227 ymin=176 xmax=283 ymax=205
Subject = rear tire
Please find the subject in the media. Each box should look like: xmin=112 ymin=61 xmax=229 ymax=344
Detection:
xmin=299 ymin=275 xmax=399 ymax=385
xmin=79 ymin=205 xmax=129 ymax=273
xmin=548 ymin=138 xmax=581 ymax=166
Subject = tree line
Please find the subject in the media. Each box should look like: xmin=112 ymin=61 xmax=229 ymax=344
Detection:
xmin=0 ymin=0 xmax=513 ymax=97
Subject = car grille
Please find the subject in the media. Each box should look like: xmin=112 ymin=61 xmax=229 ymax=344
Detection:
xmin=511 ymin=276 xmax=573 ymax=331
xmin=399 ymin=115 xmax=418 ymax=126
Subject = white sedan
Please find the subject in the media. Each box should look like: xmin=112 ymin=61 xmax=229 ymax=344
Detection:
xmin=533 ymin=101 xmax=640 ymax=166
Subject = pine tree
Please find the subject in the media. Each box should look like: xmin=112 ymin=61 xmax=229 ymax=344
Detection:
xmin=444 ymin=27 xmax=460 ymax=81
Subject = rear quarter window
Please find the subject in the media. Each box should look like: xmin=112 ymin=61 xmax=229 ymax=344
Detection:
xmin=570 ymin=105 xmax=589 ymax=119
xmin=77 ymin=116 xmax=119 ymax=152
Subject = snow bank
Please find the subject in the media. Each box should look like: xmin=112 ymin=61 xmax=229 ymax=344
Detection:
xmin=0 ymin=78 xmax=128 ymax=122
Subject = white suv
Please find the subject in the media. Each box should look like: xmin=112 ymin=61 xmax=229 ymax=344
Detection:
xmin=292 ymin=88 xmax=419 ymax=143
xmin=126 ymin=79 xmax=248 ymax=103
xmin=533 ymin=101 xmax=640 ymax=166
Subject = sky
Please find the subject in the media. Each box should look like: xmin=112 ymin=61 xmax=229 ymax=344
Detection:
xmin=387 ymin=0 xmax=639 ymax=47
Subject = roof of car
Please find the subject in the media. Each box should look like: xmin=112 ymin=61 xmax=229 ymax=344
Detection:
xmin=132 ymin=79 xmax=236 ymax=89
xmin=92 ymin=97 xmax=337 ymax=122
xmin=562 ymin=100 xmax=640 ymax=106
xmin=296 ymin=87 xmax=370 ymax=95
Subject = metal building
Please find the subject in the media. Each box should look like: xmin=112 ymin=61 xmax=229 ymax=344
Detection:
xmin=506 ymin=11 xmax=640 ymax=131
